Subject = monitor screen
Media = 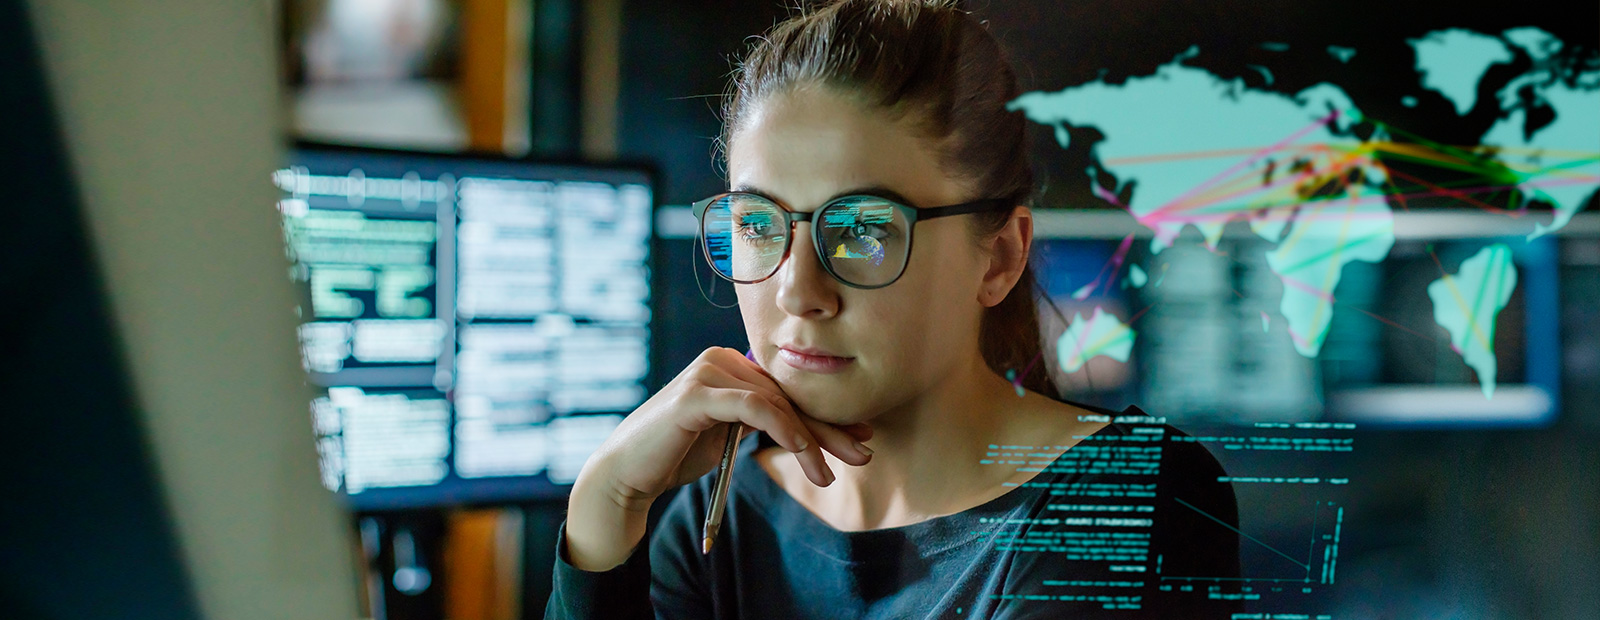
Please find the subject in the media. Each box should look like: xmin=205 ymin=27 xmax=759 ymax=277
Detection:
xmin=275 ymin=145 xmax=653 ymax=509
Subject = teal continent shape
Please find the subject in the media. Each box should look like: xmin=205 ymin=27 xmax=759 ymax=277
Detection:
xmin=1428 ymin=244 xmax=1518 ymax=399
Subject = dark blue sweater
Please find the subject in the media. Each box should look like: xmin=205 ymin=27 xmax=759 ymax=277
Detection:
xmin=547 ymin=405 xmax=1242 ymax=619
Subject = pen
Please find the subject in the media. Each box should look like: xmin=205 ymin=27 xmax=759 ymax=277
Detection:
xmin=702 ymin=349 xmax=755 ymax=554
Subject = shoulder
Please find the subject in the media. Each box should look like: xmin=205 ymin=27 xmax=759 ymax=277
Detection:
xmin=1070 ymin=405 xmax=1240 ymax=533
xmin=1080 ymin=402 xmax=1232 ymax=484
xmin=1155 ymin=423 xmax=1231 ymax=483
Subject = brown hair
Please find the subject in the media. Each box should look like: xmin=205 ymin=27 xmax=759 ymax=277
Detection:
xmin=719 ymin=0 xmax=1059 ymax=397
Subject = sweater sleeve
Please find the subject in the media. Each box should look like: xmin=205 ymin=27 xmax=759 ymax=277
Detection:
xmin=544 ymin=519 xmax=654 ymax=620
xmin=545 ymin=479 xmax=717 ymax=620
xmin=647 ymin=478 xmax=718 ymax=617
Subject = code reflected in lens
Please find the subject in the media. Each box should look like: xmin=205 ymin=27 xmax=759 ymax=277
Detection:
xmin=819 ymin=197 xmax=908 ymax=287
xmin=703 ymin=195 xmax=787 ymax=282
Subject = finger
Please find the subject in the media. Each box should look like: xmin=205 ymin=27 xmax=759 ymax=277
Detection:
xmin=718 ymin=350 xmax=856 ymax=484
xmin=710 ymin=353 xmax=842 ymax=484
xmin=793 ymin=440 xmax=835 ymax=487
xmin=717 ymin=349 xmax=800 ymax=409
xmin=698 ymin=387 xmax=836 ymax=487
xmin=697 ymin=351 xmax=811 ymax=431
xmin=839 ymin=423 xmax=873 ymax=443
xmin=689 ymin=387 xmax=817 ymax=456
xmin=723 ymin=346 xmax=776 ymax=382
xmin=797 ymin=415 xmax=873 ymax=466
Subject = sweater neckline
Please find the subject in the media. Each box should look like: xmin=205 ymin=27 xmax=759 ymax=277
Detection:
xmin=733 ymin=400 xmax=1139 ymax=564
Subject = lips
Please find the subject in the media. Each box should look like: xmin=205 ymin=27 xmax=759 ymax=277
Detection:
xmin=780 ymin=343 xmax=847 ymax=358
xmin=777 ymin=344 xmax=854 ymax=374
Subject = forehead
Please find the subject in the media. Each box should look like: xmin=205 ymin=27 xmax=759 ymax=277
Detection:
xmin=727 ymin=86 xmax=966 ymax=209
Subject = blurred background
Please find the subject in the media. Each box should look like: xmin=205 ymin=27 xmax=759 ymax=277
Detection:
xmin=5 ymin=0 xmax=1596 ymax=619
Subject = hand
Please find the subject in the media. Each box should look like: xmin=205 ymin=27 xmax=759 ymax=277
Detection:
xmin=589 ymin=346 xmax=874 ymax=511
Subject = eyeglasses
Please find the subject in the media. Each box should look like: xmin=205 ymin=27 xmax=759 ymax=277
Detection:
xmin=691 ymin=191 xmax=1015 ymax=289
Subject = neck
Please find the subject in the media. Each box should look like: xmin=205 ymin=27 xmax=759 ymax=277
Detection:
xmin=817 ymin=353 xmax=1035 ymax=530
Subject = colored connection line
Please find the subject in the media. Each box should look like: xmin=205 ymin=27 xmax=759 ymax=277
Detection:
xmin=1101 ymin=113 xmax=1597 ymax=233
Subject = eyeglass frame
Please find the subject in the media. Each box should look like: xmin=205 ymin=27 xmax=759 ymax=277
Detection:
xmin=690 ymin=190 xmax=1017 ymax=289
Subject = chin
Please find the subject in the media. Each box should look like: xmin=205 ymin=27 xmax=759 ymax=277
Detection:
xmin=787 ymin=390 xmax=874 ymax=426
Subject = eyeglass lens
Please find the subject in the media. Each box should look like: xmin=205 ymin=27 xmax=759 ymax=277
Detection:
xmin=701 ymin=194 xmax=912 ymax=287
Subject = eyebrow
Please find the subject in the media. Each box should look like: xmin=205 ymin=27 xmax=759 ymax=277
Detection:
xmin=729 ymin=184 xmax=920 ymax=209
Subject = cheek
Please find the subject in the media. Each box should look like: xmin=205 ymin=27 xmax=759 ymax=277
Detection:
xmin=861 ymin=254 xmax=979 ymax=366
xmin=735 ymin=283 xmax=781 ymax=341
xmin=899 ymin=229 xmax=986 ymax=321
xmin=913 ymin=248 xmax=989 ymax=358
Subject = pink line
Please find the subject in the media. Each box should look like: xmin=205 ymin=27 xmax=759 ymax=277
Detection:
xmin=1071 ymin=233 xmax=1136 ymax=300
xmin=1289 ymin=328 xmax=1311 ymax=351
xmin=1385 ymin=167 xmax=1524 ymax=215
xmin=1019 ymin=353 xmax=1042 ymax=378
xmin=1355 ymin=176 xmax=1599 ymax=207
xmin=1065 ymin=309 xmax=1099 ymax=371
xmin=1143 ymin=148 xmax=1370 ymax=228
xmin=1101 ymin=234 xmax=1136 ymax=295
xmin=1154 ymin=148 xmax=1362 ymax=219
xmin=1141 ymin=174 xmax=1599 ymax=229
xmin=1091 ymin=178 xmax=1129 ymax=210
xmin=1141 ymin=111 xmax=1340 ymax=223
xmin=1155 ymin=204 xmax=1389 ymax=227
xmin=1278 ymin=273 xmax=1337 ymax=304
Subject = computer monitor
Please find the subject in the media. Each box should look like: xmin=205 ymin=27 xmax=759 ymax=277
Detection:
xmin=1028 ymin=209 xmax=1581 ymax=427
xmin=275 ymin=145 xmax=654 ymax=509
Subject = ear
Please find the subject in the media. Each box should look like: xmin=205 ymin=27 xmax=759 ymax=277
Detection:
xmin=978 ymin=206 xmax=1033 ymax=308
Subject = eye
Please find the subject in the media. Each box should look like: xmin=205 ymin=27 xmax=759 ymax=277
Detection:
xmin=735 ymin=214 xmax=779 ymax=243
xmin=849 ymin=222 xmax=893 ymax=240
xmin=736 ymin=218 xmax=766 ymax=236
xmin=841 ymin=205 xmax=898 ymax=241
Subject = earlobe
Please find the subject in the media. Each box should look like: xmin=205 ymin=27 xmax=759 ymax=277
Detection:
xmin=981 ymin=286 xmax=1005 ymax=308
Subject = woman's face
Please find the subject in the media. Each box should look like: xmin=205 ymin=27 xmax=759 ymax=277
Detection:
xmin=727 ymin=85 xmax=996 ymax=425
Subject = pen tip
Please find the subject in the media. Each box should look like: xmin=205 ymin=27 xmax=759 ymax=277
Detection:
xmin=702 ymin=538 xmax=713 ymax=554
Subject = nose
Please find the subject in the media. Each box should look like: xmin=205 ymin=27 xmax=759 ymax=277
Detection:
xmin=774 ymin=221 xmax=840 ymax=320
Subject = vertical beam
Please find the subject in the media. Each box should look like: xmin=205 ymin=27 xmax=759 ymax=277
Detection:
xmin=502 ymin=0 xmax=533 ymax=156
xmin=581 ymin=0 xmax=622 ymax=160
xmin=461 ymin=0 xmax=511 ymax=153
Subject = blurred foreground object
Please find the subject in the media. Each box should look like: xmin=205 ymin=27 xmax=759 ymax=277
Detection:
xmin=10 ymin=0 xmax=360 ymax=618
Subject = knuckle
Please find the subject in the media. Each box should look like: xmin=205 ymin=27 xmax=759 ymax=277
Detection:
xmin=685 ymin=362 xmax=719 ymax=386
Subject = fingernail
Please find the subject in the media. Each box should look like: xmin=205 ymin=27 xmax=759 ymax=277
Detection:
xmin=796 ymin=437 xmax=809 ymax=452
xmin=856 ymin=442 xmax=873 ymax=456
xmin=823 ymin=468 xmax=835 ymax=485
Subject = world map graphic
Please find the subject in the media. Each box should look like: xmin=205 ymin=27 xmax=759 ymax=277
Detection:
xmin=1011 ymin=27 xmax=1599 ymax=398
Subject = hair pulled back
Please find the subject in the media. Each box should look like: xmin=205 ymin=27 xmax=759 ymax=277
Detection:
xmin=720 ymin=0 xmax=1058 ymax=397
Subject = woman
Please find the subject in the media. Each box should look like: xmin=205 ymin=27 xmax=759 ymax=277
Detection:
xmin=549 ymin=1 xmax=1241 ymax=618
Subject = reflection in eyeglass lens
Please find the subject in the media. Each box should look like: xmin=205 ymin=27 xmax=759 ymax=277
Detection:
xmin=703 ymin=196 xmax=788 ymax=281
xmin=821 ymin=198 xmax=907 ymax=286
xmin=703 ymin=195 xmax=918 ymax=286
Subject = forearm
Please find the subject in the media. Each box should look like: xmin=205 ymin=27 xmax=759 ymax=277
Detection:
xmin=563 ymin=458 xmax=653 ymax=572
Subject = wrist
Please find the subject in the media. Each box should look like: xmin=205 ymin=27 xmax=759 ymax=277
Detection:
xmin=577 ymin=449 xmax=657 ymax=514
xmin=564 ymin=456 xmax=652 ymax=572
